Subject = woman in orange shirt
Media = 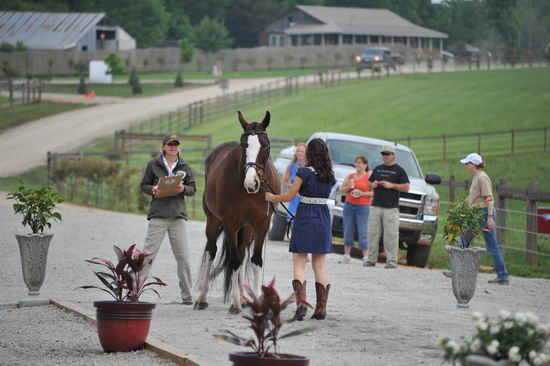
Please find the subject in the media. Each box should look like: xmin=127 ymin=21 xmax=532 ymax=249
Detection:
xmin=338 ymin=156 xmax=373 ymax=265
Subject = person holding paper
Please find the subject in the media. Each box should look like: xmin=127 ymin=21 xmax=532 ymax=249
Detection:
xmin=140 ymin=133 xmax=196 ymax=305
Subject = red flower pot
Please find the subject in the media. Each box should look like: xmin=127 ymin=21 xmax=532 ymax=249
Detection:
xmin=94 ymin=301 xmax=156 ymax=352
xmin=229 ymin=352 xmax=309 ymax=366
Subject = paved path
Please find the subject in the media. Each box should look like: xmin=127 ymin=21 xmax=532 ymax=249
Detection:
xmin=0 ymin=77 xmax=281 ymax=177
xmin=1 ymin=193 xmax=549 ymax=366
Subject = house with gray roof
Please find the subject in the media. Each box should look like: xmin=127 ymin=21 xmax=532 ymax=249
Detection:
xmin=0 ymin=11 xmax=136 ymax=51
xmin=260 ymin=5 xmax=447 ymax=51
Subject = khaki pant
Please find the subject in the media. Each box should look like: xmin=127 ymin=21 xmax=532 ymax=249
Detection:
xmin=143 ymin=218 xmax=192 ymax=301
xmin=367 ymin=206 xmax=399 ymax=265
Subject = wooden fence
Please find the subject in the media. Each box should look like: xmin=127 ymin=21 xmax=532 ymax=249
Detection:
xmin=0 ymin=79 xmax=42 ymax=109
xmin=393 ymin=127 xmax=550 ymax=162
xmin=443 ymin=175 xmax=550 ymax=266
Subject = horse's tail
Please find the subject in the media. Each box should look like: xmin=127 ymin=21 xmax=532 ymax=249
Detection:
xmin=210 ymin=227 xmax=247 ymax=302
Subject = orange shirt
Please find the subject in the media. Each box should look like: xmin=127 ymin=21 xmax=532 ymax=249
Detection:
xmin=345 ymin=172 xmax=372 ymax=205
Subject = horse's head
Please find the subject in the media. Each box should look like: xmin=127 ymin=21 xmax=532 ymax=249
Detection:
xmin=238 ymin=110 xmax=271 ymax=194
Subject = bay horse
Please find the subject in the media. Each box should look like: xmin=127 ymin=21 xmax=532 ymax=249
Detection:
xmin=194 ymin=111 xmax=280 ymax=314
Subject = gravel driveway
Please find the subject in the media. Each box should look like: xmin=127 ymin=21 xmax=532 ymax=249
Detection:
xmin=1 ymin=193 xmax=549 ymax=366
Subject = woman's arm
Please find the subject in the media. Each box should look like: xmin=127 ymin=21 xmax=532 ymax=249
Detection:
xmin=266 ymin=176 xmax=303 ymax=202
xmin=339 ymin=175 xmax=353 ymax=193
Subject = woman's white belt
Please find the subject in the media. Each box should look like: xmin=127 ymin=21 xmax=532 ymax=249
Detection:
xmin=300 ymin=196 xmax=327 ymax=204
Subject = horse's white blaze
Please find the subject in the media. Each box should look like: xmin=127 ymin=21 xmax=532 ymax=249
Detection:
xmin=244 ymin=135 xmax=261 ymax=192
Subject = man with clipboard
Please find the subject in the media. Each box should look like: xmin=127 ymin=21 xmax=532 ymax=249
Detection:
xmin=140 ymin=133 xmax=196 ymax=305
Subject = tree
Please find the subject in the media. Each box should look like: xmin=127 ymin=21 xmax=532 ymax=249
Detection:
xmin=73 ymin=60 xmax=88 ymax=94
xmin=225 ymin=0 xmax=293 ymax=48
xmin=179 ymin=38 xmax=195 ymax=63
xmin=193 ymin=17 xmax=232 ymax=53
xmin=104 ymin=52 xmax=125 ymax=75
xmin=174 ymin=71 xmax=184 ymax=87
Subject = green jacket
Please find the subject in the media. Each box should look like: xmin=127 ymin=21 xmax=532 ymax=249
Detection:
xmin=140 ymin=155 xmax=196 ymax=220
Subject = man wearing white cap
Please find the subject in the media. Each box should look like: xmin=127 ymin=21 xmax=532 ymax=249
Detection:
xmin=457 ymin=152 xmax=509 ymax=284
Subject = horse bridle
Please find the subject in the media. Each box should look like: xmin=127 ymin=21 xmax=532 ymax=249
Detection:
xmin=242 ymin=130 xmax=270 ymax=181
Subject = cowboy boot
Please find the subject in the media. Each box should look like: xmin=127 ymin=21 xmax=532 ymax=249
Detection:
xmin=292 ymin=280 xmax=307 ymax=321
xmin=311 ymin=282 xmax=330 ymax=320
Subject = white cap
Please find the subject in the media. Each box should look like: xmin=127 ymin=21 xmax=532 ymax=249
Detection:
xmin=460 ymin=153 xmax=483 ymax=165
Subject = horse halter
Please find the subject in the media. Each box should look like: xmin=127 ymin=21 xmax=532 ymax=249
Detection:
xmin=241 ymin=130 xmax=270 ymax=181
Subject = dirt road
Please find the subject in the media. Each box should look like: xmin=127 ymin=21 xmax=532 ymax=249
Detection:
xmin=0 ymin=77 xmax=281 ymax=177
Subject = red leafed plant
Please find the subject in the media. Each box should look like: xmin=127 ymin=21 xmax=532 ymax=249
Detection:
xmin=78 ymin=244 xmax=166 ymax=302
xmin=214 ymin=278 xmax=314 ymax=358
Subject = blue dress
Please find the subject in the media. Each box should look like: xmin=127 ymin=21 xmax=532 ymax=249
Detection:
xmin=287 ymin=163 xmax=301 ymax=222
xmin=289 ymin=167 xmax=335 ymax=254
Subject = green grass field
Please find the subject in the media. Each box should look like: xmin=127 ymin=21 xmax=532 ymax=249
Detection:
xmin=2 ymin=67 xmax=549 ymax=277
xmin=0 ymin=98 xmax=89 ymax=133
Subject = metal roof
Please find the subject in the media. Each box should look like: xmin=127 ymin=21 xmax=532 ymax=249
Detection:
xmin=0 ymin=11 xmax=106 ymax=50
xmin=289 ymin=5 xmax=447 ymax=38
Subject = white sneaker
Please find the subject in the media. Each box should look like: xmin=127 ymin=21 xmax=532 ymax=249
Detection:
xmin=338 ymin=255 xmax=351 ymax=264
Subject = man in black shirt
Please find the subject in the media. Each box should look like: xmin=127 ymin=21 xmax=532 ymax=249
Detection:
xmin=364 ymin=145 xmax=410 ymax=268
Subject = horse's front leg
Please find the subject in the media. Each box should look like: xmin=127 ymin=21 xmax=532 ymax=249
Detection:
xmin=228 ymin=268 xmax=243 ymax=314
xmin=250 ymin=229 xmax=267 ymax=296
xmin=194 ymin=250 xmax=213 ymax=310
xmin=194 ymin=217 xmax=220 ymax=310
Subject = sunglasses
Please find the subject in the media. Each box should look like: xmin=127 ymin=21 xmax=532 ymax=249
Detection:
xmin=166 ymin=142 xmax=180 ymax=147
xmin=381 ymin=152 xmax=393 ymax=156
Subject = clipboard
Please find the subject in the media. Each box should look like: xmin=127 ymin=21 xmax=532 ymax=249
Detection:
xmin=156 ymin=172 xmax=185 ymax=198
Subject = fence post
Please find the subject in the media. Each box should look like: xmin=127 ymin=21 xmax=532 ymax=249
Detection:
xmin=511 ymin=129 xmax=515 ymax=155
xmin=47 ymin=152 xmax=54 ymax=185
xmin=199 ymin=101 xmax=204 ymax=124
xmin=544 ymin=127 xmax=548 ymax=152
xmin=477 ymin=133 xmax=481 ymax=154
xmin=443 ymin=134 xmax=447 ymax=161
xmin=496 ymin=179 xmax=507 ymax=250
xmin=407 ymin=136 xmax=411 ymax=147
xmin=188 ymin=103 xmax=193 ymax=129
xmin=449 ymin=175 xmax=456 ymax=202
xmin=526 ymin=182 xmax=538 ymax=266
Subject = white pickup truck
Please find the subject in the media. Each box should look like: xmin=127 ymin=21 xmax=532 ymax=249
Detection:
xmin=269 ymin=132 xmax=441 ymax=267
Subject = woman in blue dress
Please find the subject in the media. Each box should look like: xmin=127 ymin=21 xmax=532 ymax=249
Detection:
xmin=283 ymin=143 xmax=307 ymax=222
xmin=265 ymin=138 xmax=335 ymax=321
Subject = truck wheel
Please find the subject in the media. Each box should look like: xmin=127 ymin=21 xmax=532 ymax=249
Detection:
xmin=406 ymin=244 xmax=432 ymax=267
xmin=268 ymin=214 xmax=287 ymax=241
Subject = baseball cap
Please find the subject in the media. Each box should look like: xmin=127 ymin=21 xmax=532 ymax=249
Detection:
xmin=460 ymin=153 xmax=483 ymax=165
xmin=380 ymin=145 xmax=395 ymax=154
xmin=162 ymin=133 xmax=180 ymax=145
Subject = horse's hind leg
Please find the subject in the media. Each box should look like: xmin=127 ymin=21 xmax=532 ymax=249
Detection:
xmin=194 ymin=212 xmax=222 ymax=310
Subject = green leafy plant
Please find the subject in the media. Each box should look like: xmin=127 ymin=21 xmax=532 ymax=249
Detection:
xmin=214 ymin=278 xmax=314 ymax=358
xmin=78 ymin=244 xmax=166 ymax=302
xmin=443 ymin=200 xmax=483 ymax=248
xmin=438 ymin=310 xmax=550 ymax=365
xmin=7 ymin=181 xmax=64 ymax=234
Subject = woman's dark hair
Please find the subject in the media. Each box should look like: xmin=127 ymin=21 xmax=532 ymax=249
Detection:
xmin=306 ymin=138 xmax=335 ymax=183
xmin=476 ymin=162 xmax=485 ymax=169
xmin=355 ymin=156 xmax=369 ymax=172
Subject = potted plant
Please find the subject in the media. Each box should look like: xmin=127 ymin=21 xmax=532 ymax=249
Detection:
xmin=78 ymin=244 xmax=166 ymax=352
xmin=214 ymin=278 xmax=314 ymax=365
xmin=7 ymin=180 xmax=63 ymax=296
xmin=443 ymin=200 xmax=486 ymax=308
xmin=438 ymin=310 xmax=550 ymax=365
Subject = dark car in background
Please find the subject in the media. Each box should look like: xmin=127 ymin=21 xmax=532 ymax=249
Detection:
xmin=355 ymin=47 xmax=402 ymax=71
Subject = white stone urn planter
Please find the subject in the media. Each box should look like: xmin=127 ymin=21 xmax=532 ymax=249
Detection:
xmin=445 ymin=245 xmax=487 ymax=308
xmin=16 ymin=233 xmax=53 ymax=296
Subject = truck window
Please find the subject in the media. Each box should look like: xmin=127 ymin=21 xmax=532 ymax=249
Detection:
xmin=326 ymin=139 xmax=422 ymax=179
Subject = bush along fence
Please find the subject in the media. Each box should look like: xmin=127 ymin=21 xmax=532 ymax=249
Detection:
xmin=443 ymin=176 xmax=550 ymax=266
xmin=392 ymin=126 xmax=550 ymax=162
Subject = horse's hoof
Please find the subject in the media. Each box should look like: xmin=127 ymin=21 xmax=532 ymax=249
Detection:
xmin=228 ymin=306 xmax=242 ymax=315
xmin=193 ymin=301 xmax=209 ymax=310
